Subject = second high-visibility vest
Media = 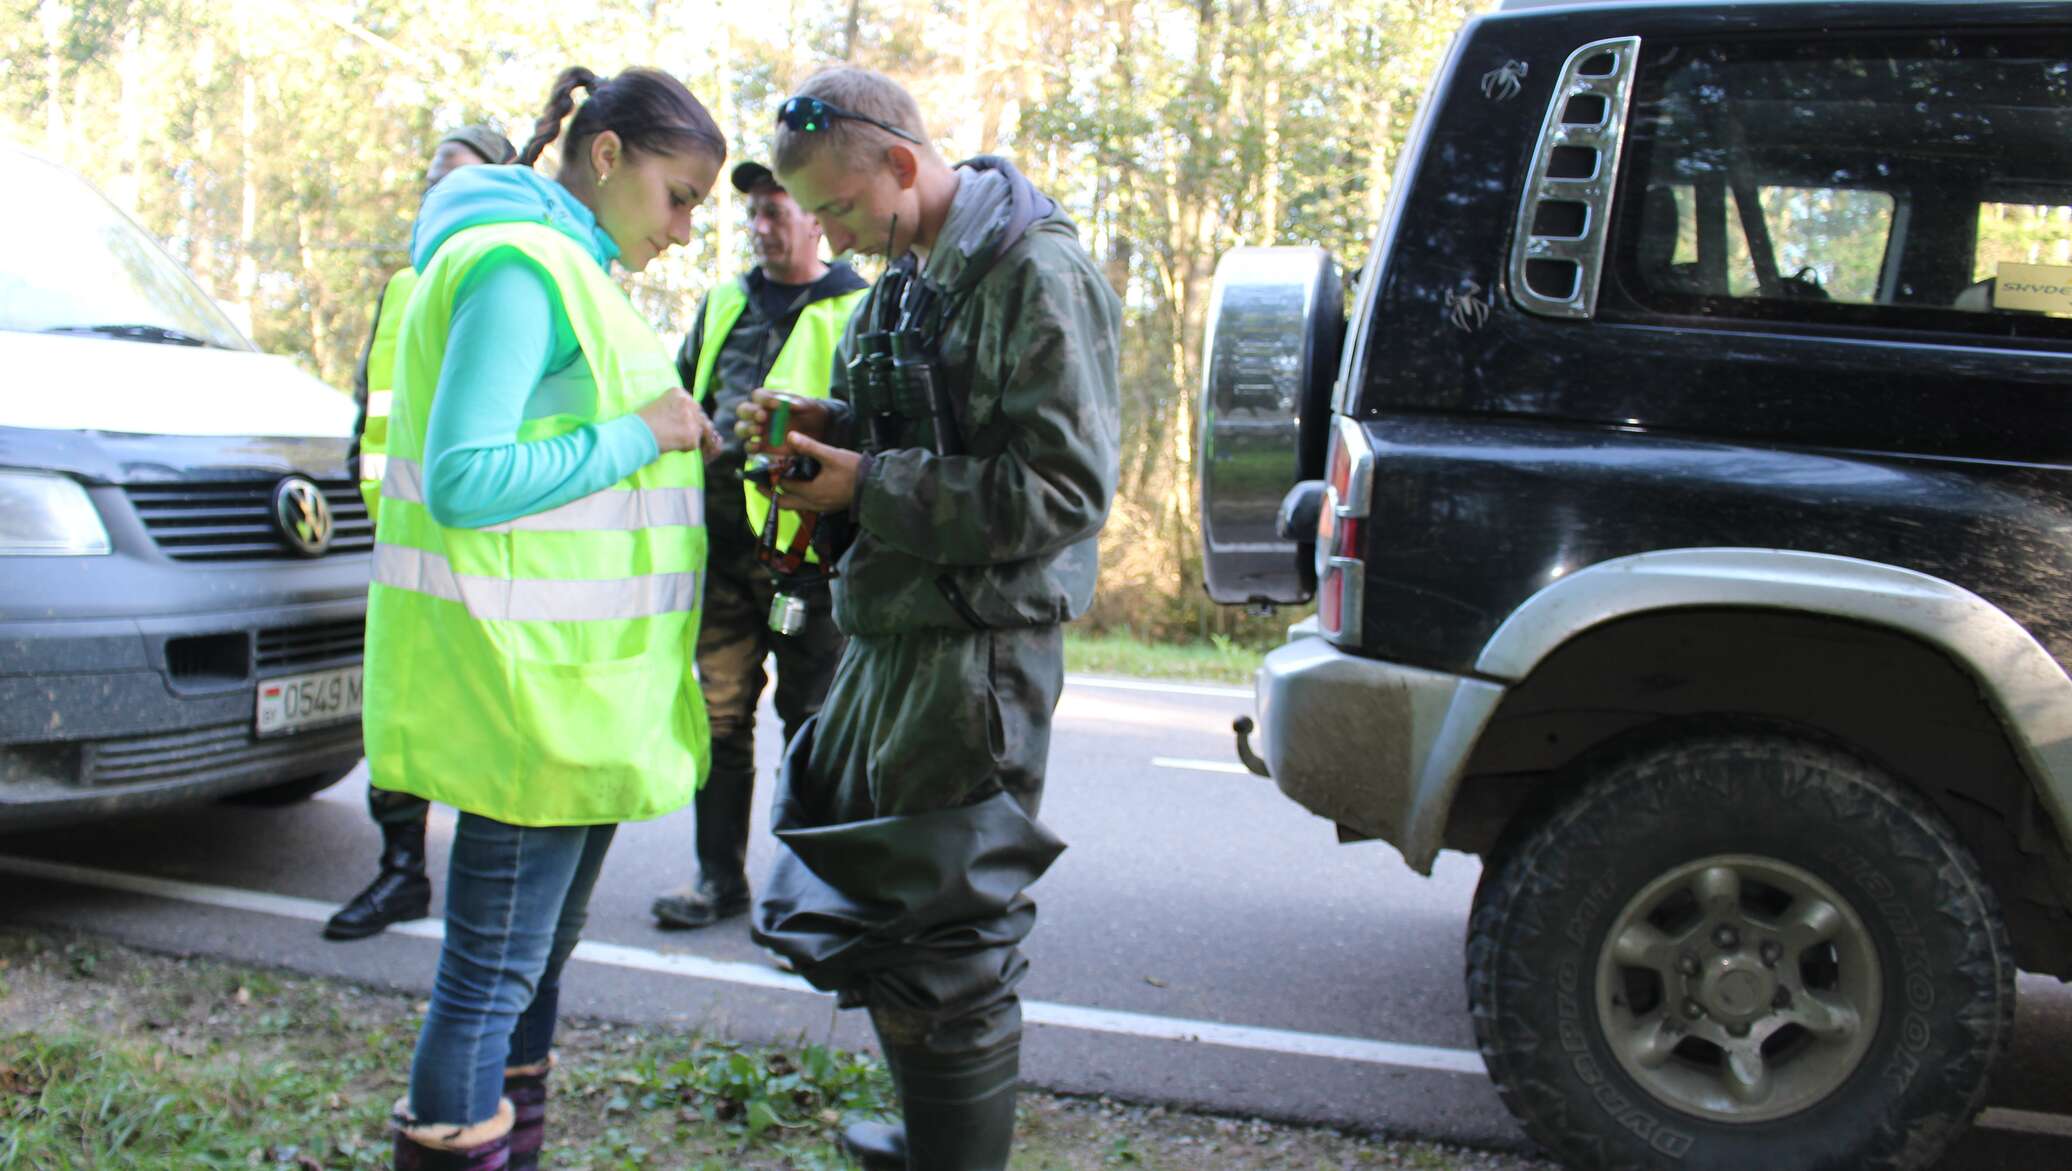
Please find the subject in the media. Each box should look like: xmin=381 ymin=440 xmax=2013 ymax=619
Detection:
xmin=364 ymin=221 xmax=709 ymax=827
xmin=690 ymin=279 xmax=865 ymax=560
xmin=357 ymin=266 xmax=418 ymax=516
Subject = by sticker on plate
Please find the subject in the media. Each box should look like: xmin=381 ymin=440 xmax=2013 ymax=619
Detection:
xmin=1993 ymin=262 xmax=2072 ymax=317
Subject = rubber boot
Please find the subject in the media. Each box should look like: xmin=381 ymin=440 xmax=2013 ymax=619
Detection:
xmin=391 ymin=1098 xmax=513 ymax=1170
xmin=651 ymin=766 xmax=754 ymax=929
xmin=327 ymin=807 xmax=433 ymax=940
xmin=894 ymin=1032 xmax=1020 ymax=1171
xmin=841 ymin=1118 xmax=908 ymax=1168
xmin=503 ymin=1057 xmax=552 ymax=1171
xmin=840 ymin=1040 xmax=908 ymax=1170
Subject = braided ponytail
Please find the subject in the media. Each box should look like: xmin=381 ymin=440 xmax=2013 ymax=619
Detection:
xmin=516 ymin=66 xmax=726 ymax=174
xmin=518 ymin=66 xmax=602 ymax=167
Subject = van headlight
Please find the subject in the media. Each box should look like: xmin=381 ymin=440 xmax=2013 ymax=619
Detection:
xmin=0 ymin=470 xmax=113 ymax=555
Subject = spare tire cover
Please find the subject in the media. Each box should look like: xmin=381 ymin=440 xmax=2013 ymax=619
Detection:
xmin=1197 ymin=246 xmax=1344 ymax=606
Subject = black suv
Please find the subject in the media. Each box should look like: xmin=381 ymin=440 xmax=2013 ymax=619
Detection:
xmin=1198 ymin=3 xmax=2070 ymax=1169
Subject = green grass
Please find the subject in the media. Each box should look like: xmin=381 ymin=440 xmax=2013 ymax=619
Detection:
xmin=0 ymin=1024 xmax=892 ymax=1170
xmin=0 ymin=931 xmax=893 ymax=1170
xmin=0 ymin=932 xmax=1553 ymax=1171
xmin=0 ymin=1030 xmax=400 ymax=1168
xmin=1062 ymin=630 xmax=1268 ymax=684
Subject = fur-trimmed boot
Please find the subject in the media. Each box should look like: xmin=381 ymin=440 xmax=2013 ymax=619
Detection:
xmin=391 ymin=1097 xmax=514 ymax=1170
xmin=503 ymin=1056 xmax=554 ymax=1171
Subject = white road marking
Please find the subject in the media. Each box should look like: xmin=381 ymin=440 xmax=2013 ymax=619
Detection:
xmin=1064 ymin=674 xmax=1252 ymax=700
xmin=1 ymin=854 xmax=1478 ymax=1076
xmin=1151 ymin=756 xmax=1256 ymax=776
xmin=14 ymin=853 xmax=2072 ymax=1134
xmin=1024 ymin=1000 xmax=1482 ymax=1074
xmin=1055 ymin=694 xmax=1226 ymax=732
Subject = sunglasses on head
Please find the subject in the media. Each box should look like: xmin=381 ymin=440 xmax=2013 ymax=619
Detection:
xmin=778 ymin=96 xmax=923 ymax=146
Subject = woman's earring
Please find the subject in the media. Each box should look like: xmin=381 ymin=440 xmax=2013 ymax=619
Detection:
xmin=597 ymin=171 xmax=610 ymax=188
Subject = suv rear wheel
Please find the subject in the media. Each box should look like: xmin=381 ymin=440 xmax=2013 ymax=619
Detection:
xmin=1466 ymin=733 xmax=2013 ymax=1171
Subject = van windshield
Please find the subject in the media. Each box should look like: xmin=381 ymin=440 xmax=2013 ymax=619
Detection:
xmin=0 ymin=152 xmax=252 ymax=351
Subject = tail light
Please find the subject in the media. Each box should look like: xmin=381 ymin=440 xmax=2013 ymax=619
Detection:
xmin=1316 ymin=416 xmax=1374 ymax=642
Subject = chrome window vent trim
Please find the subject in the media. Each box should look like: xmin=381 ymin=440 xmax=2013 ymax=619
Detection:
xmin=1509 ymin=36 xmax=1642 ymax=320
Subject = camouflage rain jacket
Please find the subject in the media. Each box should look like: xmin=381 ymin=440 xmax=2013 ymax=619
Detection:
xmin=827 ymin=157 xmax=1123 ymax=636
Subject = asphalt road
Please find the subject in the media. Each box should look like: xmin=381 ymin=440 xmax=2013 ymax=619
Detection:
xmin=4 ymin=673 xmax=2071 ymax=1168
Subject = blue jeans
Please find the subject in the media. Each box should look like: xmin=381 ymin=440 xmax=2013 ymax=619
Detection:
xmin=408 ymin=813 xmax=617 ymax=1126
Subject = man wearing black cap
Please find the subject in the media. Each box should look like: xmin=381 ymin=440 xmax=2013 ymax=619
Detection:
xmin=648 ymin=161 xmax=868 ymax=929
xmin=326 ymin=124 xmax=515 ymax=942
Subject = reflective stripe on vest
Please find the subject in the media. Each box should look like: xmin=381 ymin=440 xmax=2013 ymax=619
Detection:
xmin=372 ymin=544 xmax=703 ymax=623
xmin=380 ymin=456 xmax=705 ymax=533
xmin=363 ymin=220 xmax=708 ymax=827
xmin=691 ymin=278 xmax=865 ymax=557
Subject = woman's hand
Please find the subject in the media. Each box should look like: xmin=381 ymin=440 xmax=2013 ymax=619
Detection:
xmin=637 ymin=388 xmax=721 ymax=460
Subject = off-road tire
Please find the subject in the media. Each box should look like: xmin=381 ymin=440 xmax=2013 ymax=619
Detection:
xmin=1466 ymin=732 xmax=2013 ymax=1171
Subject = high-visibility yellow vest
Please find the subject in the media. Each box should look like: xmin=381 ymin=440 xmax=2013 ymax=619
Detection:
xmin=364 ymin=222 xmax=709 ymax=826
xmin=690 ymin=279 xmax=864 ymax=560
xmin=357 ymin=266 xmax=418 ymax=517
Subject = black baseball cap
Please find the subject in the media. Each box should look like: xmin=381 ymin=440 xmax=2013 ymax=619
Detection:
xmin=730 ymin=161 xmax=783 ymax=194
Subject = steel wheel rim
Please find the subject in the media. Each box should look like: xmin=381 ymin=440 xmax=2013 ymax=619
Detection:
xmin=1593 ymin=852 xmax=1883 ymax=1124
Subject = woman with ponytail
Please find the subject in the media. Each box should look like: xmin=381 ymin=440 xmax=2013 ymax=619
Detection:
xmin=361 ymin=66 xmax=726 ymax=1171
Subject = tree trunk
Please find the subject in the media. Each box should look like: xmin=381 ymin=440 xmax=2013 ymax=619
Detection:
xmin=114 ymin=21 xmax=145 ymax=213
xmin=40 ymin=0 xmax=65 ymax=158
xmin=1258 ymin=0 xmax=1281 ymax=243
xmin=237 ymin=21 xmax=258 ymax=322
xmin=841 ymin=0 xmax=862 ymax=61
xmin=713 ymin=4 xmax=734 ymax=272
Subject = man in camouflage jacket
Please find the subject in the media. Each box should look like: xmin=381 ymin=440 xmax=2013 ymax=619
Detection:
xmin=743 ymin=66 xmax=1122 ymax=1171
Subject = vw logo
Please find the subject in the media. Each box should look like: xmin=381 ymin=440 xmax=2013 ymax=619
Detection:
xmin=272 ymin=476 xmax=334 ymax=556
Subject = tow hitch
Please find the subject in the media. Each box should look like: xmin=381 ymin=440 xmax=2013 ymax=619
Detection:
xmin=1232 ymin=716 xmax=1271 ymax=778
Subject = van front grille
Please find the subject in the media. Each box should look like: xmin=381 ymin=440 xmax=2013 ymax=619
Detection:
xmin=255 ymin=620 xmax=363 ymax=671
xmin=126 ymin=479 xmax=373 ymax=562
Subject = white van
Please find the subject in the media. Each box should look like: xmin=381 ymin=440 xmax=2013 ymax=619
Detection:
xmin=0 ymin=146 xmax=370 ymax=827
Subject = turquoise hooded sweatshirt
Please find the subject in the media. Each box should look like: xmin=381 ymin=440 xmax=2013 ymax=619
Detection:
xmin=408 ymin=164 xmax=661 ymax=529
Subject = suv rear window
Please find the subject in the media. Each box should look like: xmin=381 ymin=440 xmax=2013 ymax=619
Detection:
xmin=1607 ymin=34 xmax=2072 ymax=342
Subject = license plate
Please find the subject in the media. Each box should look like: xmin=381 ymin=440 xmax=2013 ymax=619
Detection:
xmin=256 ymin=665 xmax=363 ymax=737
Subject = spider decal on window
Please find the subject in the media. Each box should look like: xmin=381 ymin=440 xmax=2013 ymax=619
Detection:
xmin=1481 ymin=59 xmax=1529 ymax=102
xmin=1447 ymin=280 xmax=1492 ymax=332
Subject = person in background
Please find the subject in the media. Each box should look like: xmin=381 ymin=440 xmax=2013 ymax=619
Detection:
xmin=361 ymin=66 xmax=724 ymax=1170
xmin=648 ymin=159 xmax=864 ymax=932
xmin=328 ymin=123 xmax=516 ymax=945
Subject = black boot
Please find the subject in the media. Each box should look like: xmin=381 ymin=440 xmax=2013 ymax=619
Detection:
xmin=327 ymin=810 xmax=432 ymax=940
xmin=894 ymin=1032 xmax=1020 ymax=1171
xmin=649 ymin=873 xmax=751 ymax=929
xmin=840 ymin=1118 xmax=907 ymax=1169
xmin=651 ymin=765 xmax=754 ymax=929
xmin=854 ymin=1006 xmax=1021 ymax=1171
xmin=841 ymin=1040 xmax=908 ymax=1170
